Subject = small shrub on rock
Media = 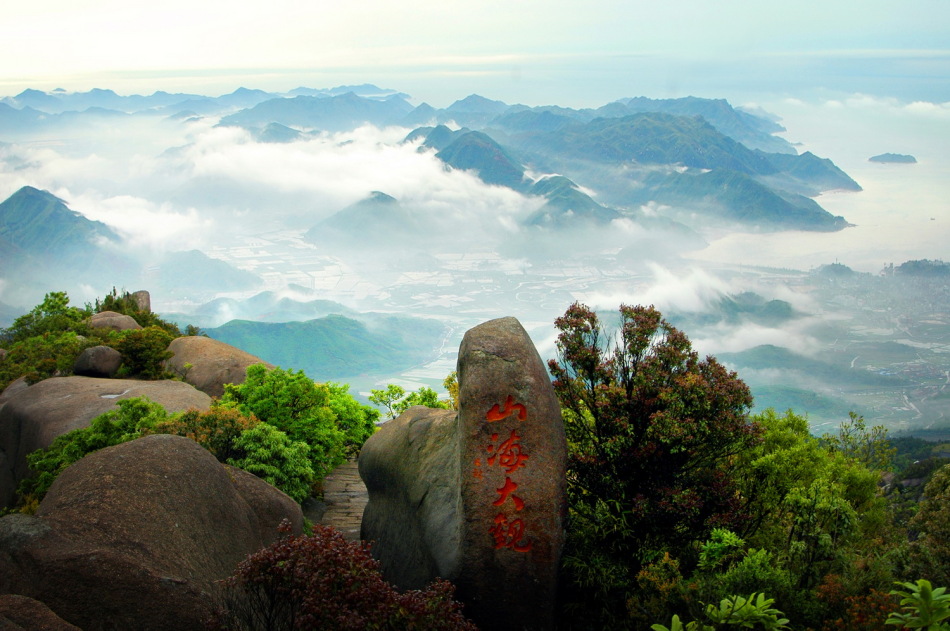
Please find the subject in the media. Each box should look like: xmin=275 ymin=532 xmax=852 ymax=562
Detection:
xmin=210 ymin=521 xmax=477 ymax=631
xmin=113 ymin=326 xmax=174 ymax=379
xmin=154 ymin=405 xmax=260 ymax=463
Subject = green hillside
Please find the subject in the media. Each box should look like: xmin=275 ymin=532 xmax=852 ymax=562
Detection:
xmin=435 ymin=131 xmax=526 ymax=189
xmin=205 ymin=313 xmax=447 ymax=381
xmin=0 ymin=186 xmax=118 ymax=258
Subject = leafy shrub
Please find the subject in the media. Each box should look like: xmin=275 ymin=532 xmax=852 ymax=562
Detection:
xmin=153 ymin=405 xmax=259 ymax=463
xmin=820 ymin=588 xmax=896 ymax=631
xmin=227 ymin=424 xmax=315 ymax=503
xmin=652 ymin=593 xmax=790 ymax=630
xmin=222 ymin=365 xmax=347 ymax=479
xmin=324 ymin=382 xmax=378 ymax=456
xmin=209 ymin=521 xmax=477 ymax=631
xmin=907 ymin=464 xmax=950 ymax=586
xmin=113 ymin=326 xmax=174 ymax=379
xmin=886 ymin=579 xmax=950 ymax=629
xmin=18 ymin=396 xmax=170 ymax=502
xmin=0 ymin=330 xmax=95 ymax=390
xmin=2 ymin=291 xmax=90 ymax=344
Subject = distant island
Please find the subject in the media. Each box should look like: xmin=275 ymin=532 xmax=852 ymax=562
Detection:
xmin=869 ymin=153 xmax=917 ymax=164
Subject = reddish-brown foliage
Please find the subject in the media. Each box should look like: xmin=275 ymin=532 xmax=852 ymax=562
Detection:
xmin=209 ymin=521 xmax=477 ymax=631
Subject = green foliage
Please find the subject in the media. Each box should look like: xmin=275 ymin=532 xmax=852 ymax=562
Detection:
xmin=369 ymin=382 xmax=453 ymax=419
xmin=221 ymin=365 xmax=349 ymax=481
xmin=699 ymin=529 xmax=747 ymax=572
xmin=652 ymin=593 xmax=790 ymax=630
xmin=227 ymin=424 xmax=315 ymax=504
xmin=324 ymin=382 xmax=378 ymax=455
xmin=906 ymin=464 xmax=950 ymax=586
xmin=550 ymin=302 xmax=757 ymax=628
xmin=443 ymin=370 xmax=459 ymax=410
xmin=2 ymin=291 xmax=91 ymax=343
xmin=393 ymin=385 xmax=450 ymax=416
xmin=210 ymin=521 xmax=477 ymax=630
xmin=19 ymin=397 xmax=170 ymax=502
xmin=887 ymin=580 xmax=950 ymax=630
xmin=369 ymin=384 xmax=405 ymax=419
xmin=0 ymin=291 xmax=96 ymax=390
xmin=0 ymin=330 xmax=95 ymax=390
xmin=153 ymin=405 xmax=259 ymax=463
xmin=113 ymin=326 xmax=174 ymax=379
xmin=824 ymin=412 xmax=896 ymax=472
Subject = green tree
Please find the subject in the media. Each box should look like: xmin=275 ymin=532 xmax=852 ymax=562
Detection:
xmin=824 ymin=412 xmax=896 ymax=472
xmin=443 ymin=371 xmax=459 ymax=410
xmin=549 ymin=302 xmax=758 ymax=627
xmin=2 ymin=291 xmax=90 ymax=343
xmin=907 ymin=464 xmax=950 ymax=586
xmin=325 ymin=382 xmax=378 ymax=455
xmin=369 ymin=384 xmax=406 ymax=419
xmin=393 ymin=385 xmax=450 ymax=416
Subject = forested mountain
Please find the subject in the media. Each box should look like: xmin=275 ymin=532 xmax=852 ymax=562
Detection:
xmin=0 ymin=186 xmax=117 ymax=259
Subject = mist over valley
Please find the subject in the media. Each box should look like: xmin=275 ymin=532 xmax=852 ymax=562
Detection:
xmin=1 ymin=85 xmax=948 ymax=434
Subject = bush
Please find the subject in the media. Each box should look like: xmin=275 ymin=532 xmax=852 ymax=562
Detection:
xmin=113 ymin=326 xmax=174 ymax=379
xmin=222 ymin=365 xmax=348 ymax=479
xmin=153 ymin=405 xmax=259 ymax=463
xmin=227 ymin=424 xmax=315 ymax=504
xmin=209 ymin=521 xmax=477 ymax=631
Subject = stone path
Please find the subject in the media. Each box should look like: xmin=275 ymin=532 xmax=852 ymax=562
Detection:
xmin=318 ymin=459 xmax=368 ymax=541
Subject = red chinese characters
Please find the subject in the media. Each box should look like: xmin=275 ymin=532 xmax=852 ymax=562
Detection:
xmin=486 ymin=395 xmax=527 ymax=422
xmin=479 ymin=397 xmax=533 ymax=552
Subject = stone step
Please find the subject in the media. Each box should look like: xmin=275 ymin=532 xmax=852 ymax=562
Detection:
xmin=317 ymin=459 xmax=367 ymax=541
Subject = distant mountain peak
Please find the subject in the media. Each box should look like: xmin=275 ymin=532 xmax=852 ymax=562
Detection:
xmin=447 ymin=94 xmax=509 ymax=114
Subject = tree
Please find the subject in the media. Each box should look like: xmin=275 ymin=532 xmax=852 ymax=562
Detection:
xmin=393 ymin=386 xmax=449 ymax=416
xmin=368 ymin=384 xmax=406 ymax=419
xmin=823 ymin=412 xmax=896 ymax=472
xmin=549 ymin=302 xmax=757 ymax=626
xmin=907 ymin=464 xmax=950 ymax=587
xmin=2 ymin=291 xmax=90 ymax=343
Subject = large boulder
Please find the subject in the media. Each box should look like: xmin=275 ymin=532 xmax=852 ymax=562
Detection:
xmin=360 ymin=316 xmax=566 ymax=631
xmin=88 ymin=310 xmax=141 ymax=331
xmin=0 ymin=594 xmax=81 ymax=630
xmin=0 ymin=434 xmax=303 ymax=631
xmin=165 ymin=336 xmax=273 ymax=398
xmin=359 ymin=406 xmax=460 ymax=588
xmin=72 ymin=345 xmax=123 ymax=378
xmin=130 ymin=290 xmax=151 ymax=313
xmin=0 ymin=376 xmax=211 ymax=508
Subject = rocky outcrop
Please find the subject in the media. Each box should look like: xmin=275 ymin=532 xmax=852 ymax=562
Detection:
xmin=0 ymin=376 xmax=211 ymax=508
xmin=0 ymin=434 xmax=303 ymax=631
xmin=359 ymin=406 xmax=460 ymax=587
xmin=130 ymin=289 xmax=151 ymax=312
xmin=0 ymin=594 xmax=81 ymax=630
xmin=359 ymin=316 xmax=566 ymax=631
xmin=165 ymin=335 xmax=273 ymax=398
xmin=87 ymin=310 xmax=141 ymax=331
xmin=72 ymin=345 xmax=123 ymax=378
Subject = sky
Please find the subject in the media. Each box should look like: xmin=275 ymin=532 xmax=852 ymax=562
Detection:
xmin=2 ymin=0 xmax=949 ymax=107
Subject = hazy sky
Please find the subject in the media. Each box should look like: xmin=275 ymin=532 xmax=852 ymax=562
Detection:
xmin=2 ymin=0 xmax=949 ymax=106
